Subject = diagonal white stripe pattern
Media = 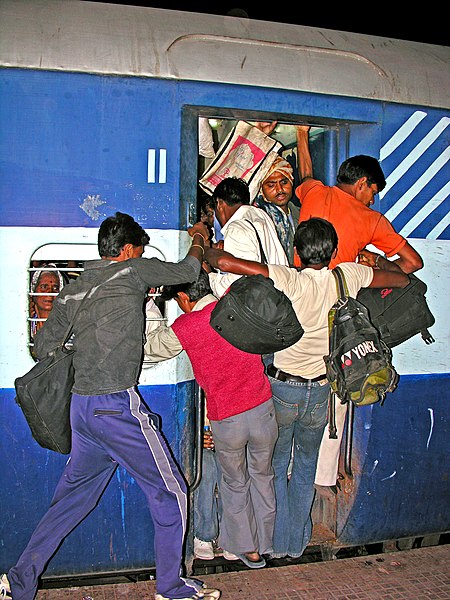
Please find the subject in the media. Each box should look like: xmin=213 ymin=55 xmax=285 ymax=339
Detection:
xmin=385 ymin=147 xmax=450 ymax=222
xmin=380 ymin=111 xmax=427 ymax=161
xmin=380 ymin=117 xmax=450 ymax=199
xmin=398 ymin=181 xmax=450 ymax=238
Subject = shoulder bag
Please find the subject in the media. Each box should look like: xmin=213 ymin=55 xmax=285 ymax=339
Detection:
xmin=210 ymin=221 xmax=303 ymax=353
xmin=15 ymin=275 xmax=104 ymax=454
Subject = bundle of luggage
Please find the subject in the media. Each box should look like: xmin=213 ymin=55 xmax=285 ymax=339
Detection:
xmin=211 ymin=268 xmax=435 ymax=412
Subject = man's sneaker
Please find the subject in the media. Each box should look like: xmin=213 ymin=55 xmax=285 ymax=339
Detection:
xmin=155 ymin=588 xmax=221 ymax=600
xmin=0 ymin=574 xmax=12 ymax=599
xmin=194 ymin=537 xmax=215 ymax=560
xmin=201 ymin=589 xmax=221 ymax=599
xmin=222 ymin=549 xmax=239 ymax=560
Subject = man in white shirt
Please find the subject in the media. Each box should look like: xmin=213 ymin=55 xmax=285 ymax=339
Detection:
xmin=207 ymin=177 xmax=288 ymax=298
xmin=203 ymin=217 xmax=409 ymax=560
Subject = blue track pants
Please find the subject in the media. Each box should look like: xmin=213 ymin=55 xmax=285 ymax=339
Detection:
xmin=8 ymin=388 xmax=200 ymax=600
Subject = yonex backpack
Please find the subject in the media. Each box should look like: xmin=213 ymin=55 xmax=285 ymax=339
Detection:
xmin=324 ymin=267 xmax=398 ymax=407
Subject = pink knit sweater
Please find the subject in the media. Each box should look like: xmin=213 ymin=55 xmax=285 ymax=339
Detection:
xmin=172 ymin=301 xmax=272 ymax=421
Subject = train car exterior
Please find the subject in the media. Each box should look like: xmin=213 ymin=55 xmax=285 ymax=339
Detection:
xmin=0 ymin=0 xmax=449 ymax=579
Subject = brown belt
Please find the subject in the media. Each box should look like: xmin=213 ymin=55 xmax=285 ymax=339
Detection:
xmin=267 ymin=364 xmax=327 ymax=384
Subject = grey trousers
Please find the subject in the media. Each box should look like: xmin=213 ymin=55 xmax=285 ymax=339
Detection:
xmin=210 ymin=398 xmax=278 ymax=555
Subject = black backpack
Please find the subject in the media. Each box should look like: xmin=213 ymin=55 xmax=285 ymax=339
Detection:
xmin=356 ymin=273 xmax=435 ymax=347
xmin=210 ymin=274 xmax=304 ymax=354
xmin=210 ymin=219 xmax=303 ymax=354
xmin=324 ymin=267 xmax=398 ymax=408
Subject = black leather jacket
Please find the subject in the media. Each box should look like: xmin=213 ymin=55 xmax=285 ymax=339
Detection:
xmin=34 ymin=255 xmax=200 ymax=395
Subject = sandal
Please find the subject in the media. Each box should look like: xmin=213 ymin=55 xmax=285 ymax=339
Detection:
xmin=237 ymin=553 xmax=266 ymax=569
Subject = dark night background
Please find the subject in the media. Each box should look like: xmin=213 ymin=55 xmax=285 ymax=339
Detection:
xmin=88 ymin=1 xmax=449 ymax=47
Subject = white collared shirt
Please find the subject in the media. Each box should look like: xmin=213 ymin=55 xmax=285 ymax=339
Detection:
xmin=209 ymin=204 xmax=289 ymax=298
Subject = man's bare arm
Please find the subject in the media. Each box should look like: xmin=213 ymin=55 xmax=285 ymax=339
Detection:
xmin=359 ymin=251 xmax=409 ymax=288
xmin=204 ymin=247 xmax=269 ymax=277
xmin=393 ymin=242 xmax=423 ymax=274
xmin=360 ymin=244 xmax=423 ymax=275
xmin=296 ymin=125 xmax=313 ymax=182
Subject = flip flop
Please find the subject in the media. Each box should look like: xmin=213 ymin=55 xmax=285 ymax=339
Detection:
xmin=236 ymin=553 xmax=266 ymax=569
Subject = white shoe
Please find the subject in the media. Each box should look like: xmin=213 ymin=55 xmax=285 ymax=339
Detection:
xmin=0 ymin=574 xmax=12 ymax=599
xmin=194 ymin=537 xmax=215 ymax=560
xmin=222 ymin=549 xmax=239 ymax=560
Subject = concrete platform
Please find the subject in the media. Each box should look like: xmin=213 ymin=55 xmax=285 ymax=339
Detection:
xmin=35 ymin=543 xmax=450 ymax=599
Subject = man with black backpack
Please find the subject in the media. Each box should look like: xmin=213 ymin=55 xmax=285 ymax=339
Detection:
xmin=204 ymin=217 xmax=409 ymax=560
xmin=295 ymin=125 xmax=424 ymax=493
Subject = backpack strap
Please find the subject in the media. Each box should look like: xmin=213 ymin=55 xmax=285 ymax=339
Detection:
xmin=245 ymin=219 xmax=268 ymax=265
xmin=327 ymin=390 xmax=338 ymax=439
xmin=58 ymin=267 xmax=115 ymax=349
xmin=332 ymin=266 xmax=349 ymax=300
xmin=421 ymin=328 xmax=435 ymax=345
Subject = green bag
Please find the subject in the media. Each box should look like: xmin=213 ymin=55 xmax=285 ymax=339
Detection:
xmin=324 ymin=267 xmax=398 ymax=406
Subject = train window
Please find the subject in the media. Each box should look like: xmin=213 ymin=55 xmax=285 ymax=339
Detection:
xmin=28 ymin=260 xmax=79 ymax=356
xmin=28 ymin=244 xmax=166 ymax=359
xmin=28 ymin=243 xmax=96 ymax=356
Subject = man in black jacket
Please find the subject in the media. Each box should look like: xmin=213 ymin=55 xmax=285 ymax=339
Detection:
xmin=1 ymin=213 xmax=220 ymax=600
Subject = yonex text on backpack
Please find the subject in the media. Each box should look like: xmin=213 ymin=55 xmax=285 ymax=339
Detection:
xmin=324 ymin=267 xmax=398 ymax=408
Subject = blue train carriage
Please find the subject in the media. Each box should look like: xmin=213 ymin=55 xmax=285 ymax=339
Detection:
xmin=0 ymin=0 xmax=448 ymax=579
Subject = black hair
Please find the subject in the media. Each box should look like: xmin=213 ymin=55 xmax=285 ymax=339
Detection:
xmin=199 ymin=190 xmax=215 ymax=222
xmin=212 ymin=177 xmax=250 ymax=206
xmin=294 ymin=218 xmax=338 ymax=266
xmin=199 ymin=189 xmax=215 ymax=212
xmin=160 ymin=268 xmax=212 ymax=303
xmin=336 ymin=155 xmax=386 ymax=192
xmin=98 ymin=212 xmax=150 ymax=257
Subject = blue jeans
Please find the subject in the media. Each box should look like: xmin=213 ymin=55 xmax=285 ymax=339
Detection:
xmin=193 ymin=448 xmax=221 ymax=542
xmin=269 ymin=376 xmax=329 ymax=557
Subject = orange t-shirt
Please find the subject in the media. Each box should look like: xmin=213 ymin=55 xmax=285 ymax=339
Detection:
xmin=295 ymin=179 xmax=406 ymax=269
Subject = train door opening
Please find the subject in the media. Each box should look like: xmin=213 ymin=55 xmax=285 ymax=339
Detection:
xmin=191 ymin=115 xmax=335 ymax=226
xmin=186 ymin=112 xmax=348 ymax=565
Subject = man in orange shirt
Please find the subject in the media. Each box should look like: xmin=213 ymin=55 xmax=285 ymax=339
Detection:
xmin=295 ymin=125 xmax=423 ymax=491
xmin=295 ymin=126 xmax=422 ymax=273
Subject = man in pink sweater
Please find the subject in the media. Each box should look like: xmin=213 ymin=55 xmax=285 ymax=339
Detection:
xmin=144 ymin=269 xmax=277 ymax=569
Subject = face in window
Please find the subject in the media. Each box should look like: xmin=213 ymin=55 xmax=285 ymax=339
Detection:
xmin=201 ymin=205 xmax=215 ymax=228
xmin=31 ymin=272 xmax=61 ymax=318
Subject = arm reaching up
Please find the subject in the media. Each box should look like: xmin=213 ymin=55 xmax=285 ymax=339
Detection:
xmin=187 ymin=221 xmax=211 ymax=264
xmin=296 ymin=125 xmax=313 ymax=182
